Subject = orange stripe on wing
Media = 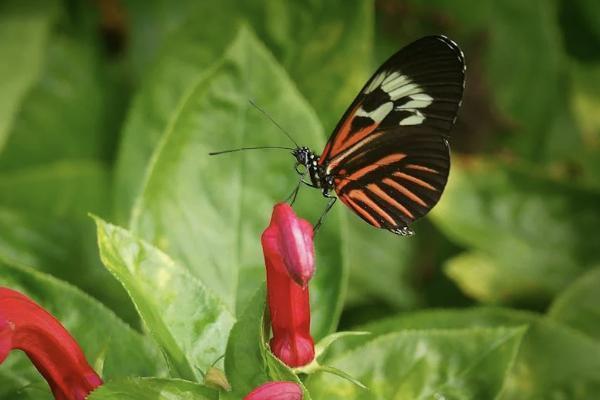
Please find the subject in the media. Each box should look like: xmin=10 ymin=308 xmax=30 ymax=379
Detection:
xmin=377 ymin=153 xmax=407 ymax=165
xmin=332 ymin=124 xmax=378 ymax=157
xmin=382 ymin=178 xmax=428 ymax=207
xmin=392 ymin=172 xmax=437 ymax=191
xmin=406 ymin=164 xmax=439 ymax=174
xmin=335 ymin=164 xmax=379 ymax=191
xmin=329 ymin=104 xmax=361 ymax=156
xmin=327 ymin=132 xmax=385 ymax=171
xmin=341 ymin=194 xmax=381 ymax=228
xmin=367 ymin=183 xmax=415 ymax=220
xmin=349 ymin=189 xmax=397 ymax=225
xmin=334 ymin=153 xmax=406 ymax=192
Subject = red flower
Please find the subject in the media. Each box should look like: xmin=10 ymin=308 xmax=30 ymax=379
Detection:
xmin=243 ymin=381 xmax=303 ymax=400
xmin=261 ymin=203 xmax=315 ymax=368
xmin=0 ymin=287 xmax=102 ymax=400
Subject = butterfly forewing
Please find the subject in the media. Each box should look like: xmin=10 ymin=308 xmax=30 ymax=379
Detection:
xmin=320 ymin=35 xmax=465 ymax=234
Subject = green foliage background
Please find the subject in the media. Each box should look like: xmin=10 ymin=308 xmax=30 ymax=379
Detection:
xmin=0 ymin=0 xmax=599 ymax=398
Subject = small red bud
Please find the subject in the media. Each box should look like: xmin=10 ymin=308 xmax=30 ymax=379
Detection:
xmin=243 ymin=381 xmax=303 ymax=400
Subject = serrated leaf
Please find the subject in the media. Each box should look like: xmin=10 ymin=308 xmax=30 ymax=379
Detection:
xmin=306 ymin=327 xmax=525 ymax=399
xmin=549 ymin=266 xmax=600 ymax=341
xmin=0 ymin=261 xmax=165 ymax=398
xmin=128 ymin=26 xmax=345 ymax=339
xmin=88 ymin=378 xmax=217 ymax=400
xmin=328 ymin=307 xmax=600 ymax=399
xmin=95 ymin=218 xmax=235 ymax=380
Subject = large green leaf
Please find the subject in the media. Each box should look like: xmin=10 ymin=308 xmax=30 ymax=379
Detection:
xmin=95 ymin=218 xmax=235 ymax=380
xmin=430 ymin=158 xmax=600 ymax=304
xmin=88 ymin=378 xmax=217 ymax=400
xmin=549 ymin=266 xmax=600 ymax=341
xmin=0 ymin=262 xmax=165 ymax=399
xmin=0 ymin=160 xmax=109 ymax=218
xmin=114 ymin=13 xmax=241 ymax=223
xmin=0 ymin=162 xmax=138 ymax=325
xmin=238 ymin=0 xmax=374 ymax=131
xmin=0 ymin=31 xmax=118 ymax=171
xmin=307 ymin=327 xmax=524 ymax=399
xmin=485 ymin=0 xmax=564 ymax=160
xmin=224 ymin=285 xmax=269 ymax=397
xmin=328 ymin=308 xmax=600 ymax=399
xmin=0 ymin=0 xmax=57 ymax=152
xmin=128 ymin=27 xmax=345 ymax=339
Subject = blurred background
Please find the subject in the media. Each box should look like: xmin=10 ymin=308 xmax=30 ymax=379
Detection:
xmin=0 ymin=0 xmax=599 ymax=337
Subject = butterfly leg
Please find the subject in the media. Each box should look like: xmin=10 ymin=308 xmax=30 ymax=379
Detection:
xmin=285 ymin=177 xmax=303 ymax=205
xmin=313 ymin=195 xmax=337 ymax=233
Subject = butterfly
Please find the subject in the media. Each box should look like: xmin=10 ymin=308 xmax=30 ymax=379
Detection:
xmin=291 ymin=35 xmax=465 ymax=235
xmin=211 ymin=35 xmax=465 ymax=235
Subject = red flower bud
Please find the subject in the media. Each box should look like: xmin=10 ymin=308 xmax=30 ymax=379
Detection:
xmin=266 ymin=203 xmax=315 ymax=286
xmin=243 ymin=381 xmax=303 ymax=400
xmin=0 ymin=287 xmax=102 ymax=400
xmin=261 ymin=203 xmax=315 ymax=367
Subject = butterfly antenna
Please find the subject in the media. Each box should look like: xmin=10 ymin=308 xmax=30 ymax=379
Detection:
xmin=249 ymin=99 xmax=299 ymax=148
xmin=208 ymin=145 xmax=294 ymax=156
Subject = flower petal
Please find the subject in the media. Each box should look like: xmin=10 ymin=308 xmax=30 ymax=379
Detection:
xmin=0 ymin=287 xmax=102 ymax=400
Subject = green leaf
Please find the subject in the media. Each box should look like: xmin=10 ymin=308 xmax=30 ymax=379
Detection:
xmin=0 ymin=162 xmax=138 ymax=325
xmin=329 ymin=307 xmax=600 ymax=399
xmin=0 ymin=261 xmax=165 ymax=396
xmin=314 ymin=331 xmax=370 ymax=361
xmin=430 ymin=158 xmax=600 ymax=304
xmin=240 ymin=0 xmax=375 ymax=131
xmin=306 ymin=327 xmax=525 ymax=399
xmin=88 ymin=378 xmax=217 ymax=400
xmin=0 ymin=160 xmax=109 ymax=218
xmin=128 ymin=26 xmax=345 ymax=339
xmin=95 ymin=217 xmax=235 ymax=380
xmin=549 ymin=266 xmax=600 ymax=341
xmin=224 ymin=285 xmax=269 ymax=397
xmin=485 ymin=0 xmax=564 ymax=160
xmin=344 ymin=221 xmax=421 ymax=309
xmin=0 ymin=31 xmax=118 ymax=171
xmin=264 ymin=351 xmax=312 ymax=400
xmin=0 ymin=0 xmax=57 ymax=152
xmin=114 ymin=13 xmax=240 ymax=223
xmin=223 ymin=284 xmax=311 ymax=399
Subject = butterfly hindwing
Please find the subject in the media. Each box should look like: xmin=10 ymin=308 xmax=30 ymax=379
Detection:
xmin=319 ymin=35 xmax=464 ymax=234
xmin=333 ymin=133 xmax=450 ymax=234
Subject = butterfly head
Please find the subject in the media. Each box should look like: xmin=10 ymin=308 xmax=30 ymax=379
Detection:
xmin=292 ymin=146 xmax=312 ymax=167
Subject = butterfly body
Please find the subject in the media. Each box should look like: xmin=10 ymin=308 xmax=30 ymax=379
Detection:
xmin=295 ymin=35 xmax=465 ymax=235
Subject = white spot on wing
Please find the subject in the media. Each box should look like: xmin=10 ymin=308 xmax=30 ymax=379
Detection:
xmin=381 ymin=72 xmax=410 ymax=92
xmin=356 ymin=102 xmax=393 ymax=123
xmin=396 ymin=93 xmax=433 ymax=110
xmin=388 ymin=83 xmax=422 ymax=100
xmin=365 ymin=71 xmax=386 ymax=94
xmin=399 ymin=112 xmax=426 ymax=126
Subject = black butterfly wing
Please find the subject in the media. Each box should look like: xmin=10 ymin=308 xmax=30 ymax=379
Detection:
xmin=319 ymin=35 xmax=465 ymax=234
xmin=333 ymin=133 xmax=450 ymax=235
